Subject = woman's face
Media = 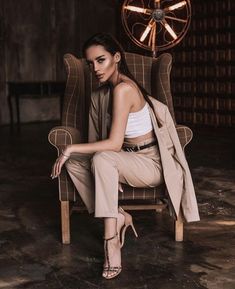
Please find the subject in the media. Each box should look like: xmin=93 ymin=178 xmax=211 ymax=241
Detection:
xmin=85 ymin=45 xmax=119 ymax=84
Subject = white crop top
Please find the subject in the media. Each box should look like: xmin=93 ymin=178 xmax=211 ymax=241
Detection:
xmin=124 ymin=102 xmax=153 ymax=138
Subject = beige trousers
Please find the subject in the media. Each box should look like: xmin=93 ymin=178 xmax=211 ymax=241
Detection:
xmin=65 ymin=137 xmax=163 ymax=218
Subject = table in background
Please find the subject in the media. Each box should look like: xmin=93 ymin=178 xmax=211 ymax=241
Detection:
xmin=7 ymin=81 xmax=66 ymax=131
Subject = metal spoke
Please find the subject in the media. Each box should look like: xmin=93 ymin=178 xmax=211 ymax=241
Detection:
xmin=148 ymin=24 xmax=154 ymax=46
xmin=165 ymin=15 xmax=187 ymax=23
xmin=151 ymin=22 xmax=157 ymax=53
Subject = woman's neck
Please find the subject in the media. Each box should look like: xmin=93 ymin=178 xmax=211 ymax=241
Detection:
xmin=108 ymin=71 xmax=123 ymax=87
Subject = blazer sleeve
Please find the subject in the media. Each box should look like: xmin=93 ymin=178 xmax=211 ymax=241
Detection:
xmin=165 ymin=106 xmax=200 ymax=222
xmin=88 ymin=91 xmax=100 ymax=143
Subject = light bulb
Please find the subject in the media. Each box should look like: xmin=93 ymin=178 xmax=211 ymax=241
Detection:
xmin=168 ymin=1 xmax=187 ymax=11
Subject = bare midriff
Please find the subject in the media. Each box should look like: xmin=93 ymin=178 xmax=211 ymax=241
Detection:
xmin=124 ymin=129 xmax=155 ymax=144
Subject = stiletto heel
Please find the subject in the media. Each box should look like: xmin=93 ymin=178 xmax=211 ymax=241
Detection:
xmin=118 ymin=207 xmax=138 ymax=248
xmin=102 ymin=233 xmax=122 ymax=279
xmin=131 ymin=223 xmax=138 ymax=238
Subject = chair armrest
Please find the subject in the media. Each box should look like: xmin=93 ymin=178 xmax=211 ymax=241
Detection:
xmin=176 ymin=125 xmax=193 ymax=150
xmin=48 ymin=126 xmax=81 ymax=155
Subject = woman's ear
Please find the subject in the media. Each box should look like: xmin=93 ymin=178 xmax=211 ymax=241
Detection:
xmin=114 ymin=52 xmax=121 ymax=63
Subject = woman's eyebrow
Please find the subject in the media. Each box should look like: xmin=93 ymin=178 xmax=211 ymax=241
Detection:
xmin=96 ymin=55 xmax=105 ymax=60
xmin=87 ymin=55 xmax=105 ymax=62
xmin=86 ymin=55 xmax=105 ymax=64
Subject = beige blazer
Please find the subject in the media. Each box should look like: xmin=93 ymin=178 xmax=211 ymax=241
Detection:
xmin=88 ymin=86 xmax=200 ymax=223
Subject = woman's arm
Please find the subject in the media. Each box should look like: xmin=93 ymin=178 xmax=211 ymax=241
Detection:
xmin=51 ymin=83 xmax=135 ymax=178
xmin=67 ymin=83 xmax=134 ymax=154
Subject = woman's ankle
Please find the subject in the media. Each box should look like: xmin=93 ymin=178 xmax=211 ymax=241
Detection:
xmin=104 ymin=217 xmax=118 ymax=239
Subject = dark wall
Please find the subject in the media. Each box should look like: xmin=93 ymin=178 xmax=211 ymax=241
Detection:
xmin=0 ymin=0 xmax=118 ymax=125
xmin=169 ymin=0 xmax=234 ymax=127
xmin=0 ymin=0 xmax=234 ymax=127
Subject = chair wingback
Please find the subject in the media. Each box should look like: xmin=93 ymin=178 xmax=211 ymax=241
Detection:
xmin=124 ymin=52 xmax=176 ymax=123
xmin=152 ymin=53 xmax=176 ymax=123
xmin=62 ymin=54 xmax=99 ymax=141
xmin=61 ymin=52 xmax=176 ymax=140
xmin=62 ymin=54 xmax=85 ymax=129
xmin=124 ymin=52 xmax=153 ymax=95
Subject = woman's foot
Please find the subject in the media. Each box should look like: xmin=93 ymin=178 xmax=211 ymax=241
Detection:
xmin=103 ymin=233 xmax=122 ymax=279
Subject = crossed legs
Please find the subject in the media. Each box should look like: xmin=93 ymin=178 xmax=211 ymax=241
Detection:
xmin=66 ymin=149 xmax=163 ymax=278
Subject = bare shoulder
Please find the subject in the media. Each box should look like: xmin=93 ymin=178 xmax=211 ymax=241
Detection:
xmin=111 ymin=82 xmax=137 ymax=112
xmin=113 ymin=81 xmax=136 ymax=95
xmin=113 ymin=81 xmax=138 ymax=106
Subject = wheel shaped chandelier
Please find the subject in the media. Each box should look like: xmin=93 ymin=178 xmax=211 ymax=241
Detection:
xmin=121 ymin=0 xmax=191 ymax=56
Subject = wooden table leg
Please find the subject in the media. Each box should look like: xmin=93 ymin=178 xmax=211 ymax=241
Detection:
xmin=8 ymin=94 xmax=14 ymax=131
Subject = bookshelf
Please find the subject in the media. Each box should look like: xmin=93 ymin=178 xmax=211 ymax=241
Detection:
xmin=170 ymin=0 xmax=234 ymax=127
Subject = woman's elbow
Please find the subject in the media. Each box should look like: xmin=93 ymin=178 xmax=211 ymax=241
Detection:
xmin=112 ymin=144 xmax=122 ymax=152
xmin=109 ymin=140 xmax=123 ymax=152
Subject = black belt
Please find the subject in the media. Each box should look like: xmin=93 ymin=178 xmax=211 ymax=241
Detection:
xmin=122 ymin=140 xmax=157 ymax=152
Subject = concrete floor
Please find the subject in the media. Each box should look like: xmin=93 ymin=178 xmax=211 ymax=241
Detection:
xmin=0 ymin=122 xmax=234 ymax=289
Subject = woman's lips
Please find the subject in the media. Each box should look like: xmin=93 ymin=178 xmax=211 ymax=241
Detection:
xmin=96 ymin=74 xmax=104 ymax=80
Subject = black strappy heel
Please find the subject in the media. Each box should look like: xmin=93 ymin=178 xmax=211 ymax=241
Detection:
xmin=102 ymin=233 xmax=122 ymax=279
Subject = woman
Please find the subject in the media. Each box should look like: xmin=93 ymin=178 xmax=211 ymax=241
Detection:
xmin=51 ymin=33 xmax=200 ymax=279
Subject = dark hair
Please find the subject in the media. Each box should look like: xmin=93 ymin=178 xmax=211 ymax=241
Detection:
xmin=83 ymin=33 xmax=155 ymax=112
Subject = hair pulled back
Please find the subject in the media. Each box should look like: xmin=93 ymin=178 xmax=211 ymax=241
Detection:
xmin=83 ymin=33 xmax=155 ymax=111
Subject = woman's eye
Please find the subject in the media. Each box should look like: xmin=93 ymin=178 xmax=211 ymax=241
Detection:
xmin=98 ymin=59 xmax=105 ymax=63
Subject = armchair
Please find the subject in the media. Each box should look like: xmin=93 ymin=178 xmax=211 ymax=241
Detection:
xmin=48 ymin=52 xmax=193 ymax=244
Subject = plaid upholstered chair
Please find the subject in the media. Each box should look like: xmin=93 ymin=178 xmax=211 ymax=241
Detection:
xmin=48 ymin=52 xmax=193 ymax=244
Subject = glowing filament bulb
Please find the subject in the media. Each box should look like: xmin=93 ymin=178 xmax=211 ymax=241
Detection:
xmin=140 ymin=27 xmax=151 ymax=42
xmin=168 ymin=1 xmax=187 ymax=11
xmin=125 ymin=6 xmax=147 ymax=13
xmin=140 ymin=19 xmax=155 ymax=42
xmin=164 ymin=22 xmax=177 ymax=39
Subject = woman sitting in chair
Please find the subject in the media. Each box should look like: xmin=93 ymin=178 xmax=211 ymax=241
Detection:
xmin=51 ymin=33 xmax=200 ymax=279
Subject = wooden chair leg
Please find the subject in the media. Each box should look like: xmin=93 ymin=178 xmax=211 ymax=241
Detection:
xmin=155 ymin=199 xmax=165 ymax=213
xmin=174 ymin=212 xmax=183 ymax=242
xmin=155 ymin=208 xmax=164 ymax=213
xmin=61 ymin=201 xmax=70 ymax=244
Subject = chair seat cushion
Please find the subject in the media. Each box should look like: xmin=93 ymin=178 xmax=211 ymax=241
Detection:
xmin=119 ymin=183 xmax=166 ymax=200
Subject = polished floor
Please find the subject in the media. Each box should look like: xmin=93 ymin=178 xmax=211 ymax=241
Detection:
xmin=0 ymin=122 xmax=234 ymax=289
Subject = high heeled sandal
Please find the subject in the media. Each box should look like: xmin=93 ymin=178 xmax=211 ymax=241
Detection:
xmin=103 ymin=233 xmax=122 ymax=279
xmin=118 ymin=206 xmax=138 ymax=248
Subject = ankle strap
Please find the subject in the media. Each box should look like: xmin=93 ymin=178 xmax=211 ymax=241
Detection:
xmin=104 ymin=232 xmax=118 ymax=241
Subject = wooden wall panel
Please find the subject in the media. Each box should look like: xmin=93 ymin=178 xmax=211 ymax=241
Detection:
xmin=4 ymin=0 xmax=54 ymax=81
xmin=54 ymin=0 xmax=80 ymax=80
xmin=0 ymin=1 xmax=6 ymax=123
xmin=0 ymin=0 xmax=118 ymax=125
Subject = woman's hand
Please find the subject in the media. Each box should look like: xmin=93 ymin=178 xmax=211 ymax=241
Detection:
xmin=51 ymin=149 xmax=71 ymax=179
